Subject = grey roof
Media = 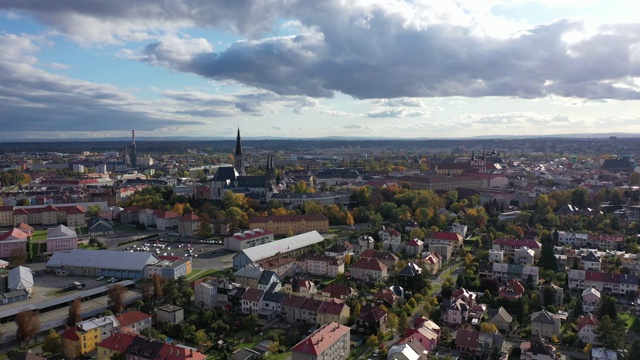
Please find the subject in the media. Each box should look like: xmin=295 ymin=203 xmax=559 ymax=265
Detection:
xmin=47 ymin=224 xmax=76 ymax=239
xmin=581 ymin=251 xmax=600 ymax=263
xmin=235 ymin=231 xmax=325 ymax=263
xmin=262 ymin=290 xmax=286 ymax=304
xmin=398 ymin=262 xmax=422 ymax=277
xmin=8 ymin=266 xmax=34 ymax=291
xmin=531 ymin=310 xmax=556 ymax=325
xmin=488 ymin=306 xmax=513 ymax=324
xmin=258 ymin=270 xmax=280 ymax=286
xmin=212 ymin=166 xmax=238 ymax=182
xmin=47 ymin=249 xmax=160 ymax=271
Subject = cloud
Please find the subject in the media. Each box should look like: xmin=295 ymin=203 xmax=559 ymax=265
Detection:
xmin=342 ymin=124 xmax=363 ymax=129
xmin=366 ymin=108 xmax=429 ymax=118
xmin=109 ymin=2 xmax=640 ymax=100
xmin=0 ymin=34 xmax=205 ymax=133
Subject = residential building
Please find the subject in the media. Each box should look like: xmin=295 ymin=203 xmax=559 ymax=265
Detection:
xmin=97 ymin=332 xmax=137 ymax=360
xmin=425 ymin=231 xmax=464 ymax=252
xmin=478 ymin=262 xmax=540 ymax=284
xmin=428 ymin=242 xmax=453 ymax=261
xmin=397 ymin=262 xmax=424 ymax=292
xmin=581 ymin=251 xmax=602 ymax=271
xmin=356 ymin=304 xmax=388 ymax=335
xmin=380 ymin=226 xmax=402 ymax=252
xmin=61 ymin=315 xmax=120 ymax=358
xmin=455 ymin=329 xmax=504 ymax=359
xmin=156 ymin=305 xmax=184 ymax=325
xmin=360 ymin=250 xmax=399 ymax=270
xmin=487 ymin=307 xmax=514 ymax=333
xmin=582 ymin=287 xmax=601 ymax=313
xmin=0 ymin=227 xmax=29 ymax=259
xmin=539 ymin=284 xmax=564 ymax=308
xmin=387 ymin=337 xmax=428 ymax=360
xmin=257 ymin=270 xmax=281 ymax=291
xmin=568 ymin=269 xmax=639 ymax=295
xmin=520 ymin=335 xmax=557 ymax=360
xmin=248 ymin=214 xmax=329 ymax=235
xmin=492 ymin=238 xmax=542 ymax=257
xmin=351 ymin=257 xmax=388 ymax=283
xmin=241 ymin=288 xmax=264 ymax=315
xmin=234 ymin=264 xmax=264 ymax=289
xmin=405 ymin=238 xmax=424 ymax=256
xmin=489 ymin=249 xmax=504 ymax=263
xmin=224 ymin=229 xmax=275 ymax=251
xmin=531 ymin=310 xmax=563 ymax=339
xmin=499 ymin=279 xmax=525 ymax=300
xmin=442 ymin=299 xmax=469 ymax=326
xmin=515 ymin=247 xmax=535 ymax=265
xmin=324 ymin=242 xmax=354 ymax=260
xmin=178 ymin=213 xmax=201 ymax=235
xmin=419 ymin=252 xmax=441 ymax=275
xmin=577 ymin=314 xmax=600 ymax=345
xmin=145 ymin=257 xmax=192 ymax=280
xmin=318 ymin=283 xmax=356 ymax=301
xmin=291 ymin=322 xmax=350 ymax=360
xmin=115 ymin=311 xmax=152 ymax=335
xmin=45 ymin=224 xmax=78 ymax=254
xmin=154 ymin=210 xmax=180 ymax=231
xmin=282 ymin=278 xmax=317 ymax=298
xmin=297 ymin=255 xmax=345 ymax=277
xmin=558 ymin=231 xmax=589 ymax=247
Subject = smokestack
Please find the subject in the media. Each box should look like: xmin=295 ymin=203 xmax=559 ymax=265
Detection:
xmin=132 ymin=130 xmax=136 ymax=145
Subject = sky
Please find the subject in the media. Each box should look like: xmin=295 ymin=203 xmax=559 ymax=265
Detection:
xmin=2 ymin=0 xmax=640 ymax=140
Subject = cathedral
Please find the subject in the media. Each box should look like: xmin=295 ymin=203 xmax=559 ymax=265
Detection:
xmin=210 ymin=128 xmax=276 ymax=201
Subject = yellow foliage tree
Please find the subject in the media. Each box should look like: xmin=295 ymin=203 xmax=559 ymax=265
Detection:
xmin=480 ymin=322 xmax=498 ymax=334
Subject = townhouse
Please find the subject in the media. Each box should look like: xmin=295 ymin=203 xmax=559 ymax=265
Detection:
xmin=568 ymin=269 xmax=639 ymax=295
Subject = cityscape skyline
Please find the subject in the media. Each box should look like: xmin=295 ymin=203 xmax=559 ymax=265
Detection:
xmin=2 ymin=1 xmax=640 ymax=140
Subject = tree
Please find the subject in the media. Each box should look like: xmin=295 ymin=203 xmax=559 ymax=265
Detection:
xmin=87 ymin=205 xmax=101 ymax=217
xmin=152 ymin=273 xmax=164 ymax=301
xmin=595 ymin=315 xmax=625 ymax=350
xmin=387 ymin=313 xmax=399 ymax=329
xmin=627 ymin=338 xmax=640 ymax=360
xmin=598 ymin=296 xmax=618 ymax=320
xmin=107 ymin=284 xmax=126 ymax=313
xmin=489 ymin=346 xmax=502 ymax=360
xmin=481 ymin=322 xmax=498 ymax=334
xmin=409 ymin=227 xmax=425 ymax=240
xmin=9 ymin=247 xmax=28 ymax=266
xmin=366 ymin=335 xmax=380 ymax=348
xmin=16 ymin=309 xmax=40 ymax=345
xmin=537 ymin=242 xmax=558 ymax=271
xmin=573 ymin=296 xmax=584 ymax=318
xmin=42 ymin=329 xmax=62 ymax=355
xmin=67 ymin=297 xmax=82 ymax=327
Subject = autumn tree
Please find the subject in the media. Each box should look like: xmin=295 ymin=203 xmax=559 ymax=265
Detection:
xmin=66 ymin=297 xmax=82 ymax=327
xmin=16 ymin=309 xmax=40 ymax=345
xmin=152 ymin=273 xmax=164 ymax=301
xmin=107 ymin=284 xmax=127 ymax=313
xmin=481 ymin=322 xmax=498 ymax=333
xmin=42 ymin=329 xmax=62 ymax=355
xmin=9 ymin=247 xmax=28 ymax=266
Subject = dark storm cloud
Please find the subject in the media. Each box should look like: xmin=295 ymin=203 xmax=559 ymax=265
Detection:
xmin=4 ymin=0 xmax=640 ymax=100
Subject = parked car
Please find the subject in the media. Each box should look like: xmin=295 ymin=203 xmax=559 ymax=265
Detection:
xmin=108 ymin=277 xmax=118 ymax=283
xmin=96 ymin=276 xmax=105 ymax=281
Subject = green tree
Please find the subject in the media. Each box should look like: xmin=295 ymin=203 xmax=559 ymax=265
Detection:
xmin=595 ymin=315 xmax=625 ymax=350
xmin=537 ymin=242 xmax=558 ymax=271
xmin=574 ymin=296 xmax=584 ymax=318
xmin=42 ymin=329 xmax=62 ymax=355
xmin=366 ymin=335 xmax=380 ymax=348
xmin=627 ymin=338 xmax=640 ymax=360
xmin=598 ymin=296 xmax=618 ymax=320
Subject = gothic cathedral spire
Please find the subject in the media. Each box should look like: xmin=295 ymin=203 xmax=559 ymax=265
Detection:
xmin=234 ymin=128 xmax=244 ymax=175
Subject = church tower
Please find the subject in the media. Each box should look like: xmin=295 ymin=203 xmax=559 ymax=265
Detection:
xmin=234 ymin=128 xmax=244 ymax=175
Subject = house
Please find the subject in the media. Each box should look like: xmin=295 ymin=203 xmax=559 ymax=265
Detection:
xmin=241 ymin=288 xmax=264 ymax=315
xmin=489 ymin=249 xmax=505 ymax=263
xmin=468 ymin=304 xmax=488 ymax=324
xmin=568 ymin=269 xmax=639 ymax=295
xmin=520 ymin=335 xmax=557 ymax=360
xmin=531 ymin=309 xmax=563 ymax=339
xmin=300 ymin=298 xmax=324 ymax=324
xmin=156 ymin=304 xmax=184 ymax=325
xmin=317 ymin=299 xmax=350 ymax=325
xmin=178 ymin=213 xmax=201 ymax=235
xmin=499 ymin=279 xmax=525 ymax=300
xmin=589 ymin=347 xmax=624 ymax=360
xmin=360 ymin=250 xmax=399 ymax=270
xmin=61 ymin=315 xmax=120 ymax=359
xmin=397 ymin=262 xmax=424 ymax=292
xmin=374 ymin=288 xmax=399 ymax=308
xmin=405 ymin=238 xmax=424 ymax=256
xmin=351 ymin=235 xmax=375 ymax=255
xmin=256 ymin=270 xmax=281 ymax=291
xmin=318 ymin=283 xmax=356 ymax=301
xmin=442 ymin=299 xmax=469 ymax=326
xmin=404 ymin=322 xmax=440 ymax=352
xmin=515 ymin=247 xmax=535 ymax=265
xmin=492 ymin=238 xmax=542 ymax=257
xmin=46 ymin=224 xmax=79 ymax=253
xmin=115 ymin=311 xmax=152 ymax=334
xmin=0 ymin=227 xmax=29 ymax=258
xmin=487 ymin=307 xmax=514 ymax=333
xmin=577 ymin=313 xmax=600 ymax=345
xmin=88 ymin=218 xmax=115 ymax=237
xmin=261 ymin=289 xmax=286 ymax=318
xmin=154 ymin=210 xmax=180 ymax=230
xmin=452 ymin=287 xmax=476 ymax=306
xmin=324 ymin=242 xmax=354 ymax=259
xmin=356 ymin=304 xmax=388 ymax=335
xmin=428 ymin=241 xmax=453 ymax=261
xmin=351 ymin=257 xmax=388 ymax=283
xmin=425 ymin=231 xmax=464 ymax=252
xmin=234 ymin=264 xmax=264 ymax=289
xmin=282 ymin=294 xmax=307 ymax=323
xmin=282 ymin=277 xmax=317 ymax=297
xmin=97 ymin=332 xmax=137 ymax=360
xmin=387 ymin=337 xmax=428 ymax=360
xmin=582 ymin=287 xmax=601 ymax=313
xmin=455 ymin=329 xmax=504 ymax=359
xmin=380 ymin=226 xmax=402 ymax=252
xmin=291 ymin=322 xmax=350 ymax=360
xmin=419 ymin=252 xmax=441 ymax=275
xmin=297 ymin=255 xmax=345 ymax=277
xmin=539 ymin=284 xmax=564 ymax=308
xmin=581 ymin=251 xmax=602 ymax=271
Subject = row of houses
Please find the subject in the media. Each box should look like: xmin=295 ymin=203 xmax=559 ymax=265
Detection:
xmin=478 ymin=262 xmax=540 ymax=284
xmin=0 ymin=204 xmax=86 ymax=227
xmin=557 ymin=231 xmax=625 ymax=250
xmin=568 ymin=269 xmax=639 ymax=295
xmin=120 ymin=207 xmax=201 ymax=234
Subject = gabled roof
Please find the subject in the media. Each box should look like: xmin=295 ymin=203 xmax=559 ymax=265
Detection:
xmin=8 ymin=266 xmax=34 ymax=291
xmin=0 ymin=228 xmax=29 ymax=241
xmin=98 ymin=332 xmax=137 ymax=351
xmin=321 ymin=283 xmax=355 ymax=299
xmin=236 ymin=231 xmax=324 ymax=263
xmin=398 ymin=262 xmax=422 ymax=277
xmin=180 ymin=213 xmax=199 ymax=222
xmin=581 ymin=251 xmax=601 ymax=263
xmin=249 ymin=214 xmax=328 ymax=223
xmin=352 ymin=257 xmax=387 ymax=272
xmin=115 ymin=311 xmax=151 ymax=328
xmin=425 ymin=231 xmax=463 ymax=242
xmin=318 ymin=299 xmax=348 ymax=316
xmin=257 ymin=270 xmax=280 ymax=286
xmin=531 ymin=310 xmax=559 ymax=325
xmin=577 ymin=313 xmax=598 ymax=333
xmin=358 ymin=303 xmax=387 ymax=322
xmin=525 ymin=335 xmax=555 ymax=357
xmin=241 ymin=288 xmax=264 ymax=303
xmin=47 ymin=249 xmax=160 ymax=271
xmin=455 ymin=329 xmax=480 ymax=349
xmin=360 ymin=250 xmax=399 ymax=262
xmin=282 ymin=294 xmax=306 ymax=309
xmin=291 ymin=322 xmax=350 ymax=355
xmin=47 ymin=224 xmax=76 ymax=239
xmin=488 ymin=306 xmax=513 ymax=324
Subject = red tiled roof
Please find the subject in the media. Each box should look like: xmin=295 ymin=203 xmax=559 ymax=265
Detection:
xmin=360 ymin=250 xmax=399 ymax=262
xmin=13 ymin=208 xmax=29 ymax=215
xmin=493 ymin=238 xmax=541 ymax=249
xmin=291 ymin=322 xmax=350 ymax=356
xmin=116 ymin=311 xmax=151 ymax=328
xmin=60 ymin=326 xmax=80 ymax=341
xmin=98 ymin=332 xmax=136 ymax=351
xmin=159 ymin=343 xmax=206 ymax=360
xmin=577 ymin=313 xmax=598 ymax=333
xmin=352 ymin=257 xmax=387 ymax=272
xmin=0 ymin=206 xmax=14 ymax=212
xmin=321 ymin=283 xmax=355 ymax=299
xmin=455 ymin=329 xmax=480 ymax=349
xmin=426 ymin=231 xmax=463 ymax=242
xmin=241 ymin=288 xmax=264 ymax=302
xmin=154 ymin=210 xmax=180 ymax=219
xmin=0 ymin=227 xmax=30 ymax=241
xmin=318 ymin=299 xmax=347 ymax=316
xmin=17 ymin=222 xmax=34 ymax=231
xmin=180 ymin=213 xmax=200 ymax=222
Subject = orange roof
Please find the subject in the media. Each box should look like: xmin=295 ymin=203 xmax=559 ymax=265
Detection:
xmin=249 ymin=214 xmax=328 ymax=223
xmin=60 ymin=326 xmax=80 ymax=341
xmin=180 ymin=213 xmax=200 ymax=222
xmin=115 ymin=311 xmax=151 ymax=328
xmin=0 ymin=227 xmax=30 ymax=241
xmin=98 ymin=332 xmax=136 ymax=351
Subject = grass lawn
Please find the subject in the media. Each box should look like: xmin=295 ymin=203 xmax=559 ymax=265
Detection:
xmin=75 ymin=226 xmax=88 ymax=235
xmin=185 ymin=268 xmax=223 ymax=281
xmin=31 ymin=229 xmax=48 ymax=241
xmin=264 ymin=352 xmax=292 ymax=360
xmin=620 ymin=313 xmax=640 ymax=332
xmin=428 ymin=283 xmax=441 ymax=296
